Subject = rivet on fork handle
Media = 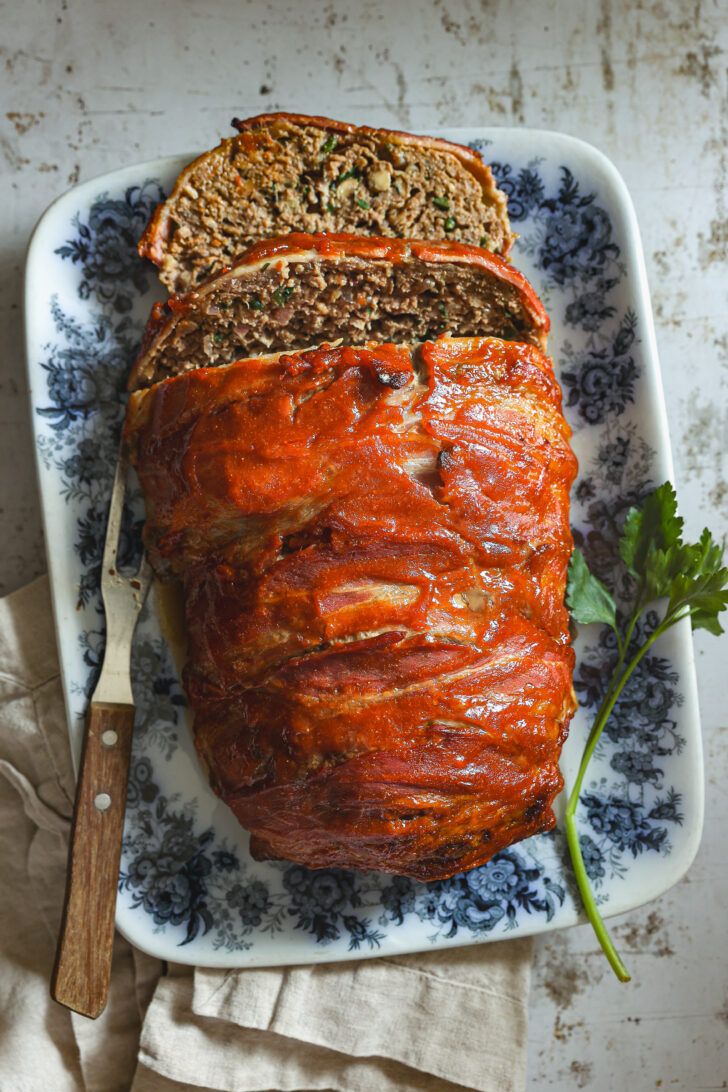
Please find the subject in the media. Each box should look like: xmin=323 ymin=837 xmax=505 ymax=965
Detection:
xmin=50 ymin=701 xmax=136 ymax=1019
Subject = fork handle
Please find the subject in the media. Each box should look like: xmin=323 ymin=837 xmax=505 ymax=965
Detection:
xmin=51 ymin=702 xmax=135 ymax=1019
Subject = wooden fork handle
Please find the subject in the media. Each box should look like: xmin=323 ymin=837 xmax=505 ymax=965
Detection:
xmin=51 ymin=702 xmax=135 ymax=1019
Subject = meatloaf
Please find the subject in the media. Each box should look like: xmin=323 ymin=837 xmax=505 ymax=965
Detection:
xmin=140 ymin=112 xmax=515 ymax=293
xmin=123 ymin=337 xmax=577 ymax=881
xmin=128 ymin=233 xmax=548 ymax=391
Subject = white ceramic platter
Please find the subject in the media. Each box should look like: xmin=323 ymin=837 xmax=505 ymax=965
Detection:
xmin=25 ymin=127 xmax=702 ymax=966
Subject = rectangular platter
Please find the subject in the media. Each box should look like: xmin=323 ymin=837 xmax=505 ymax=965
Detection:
xmin=24 ymin=126 xmax=703 ymax=966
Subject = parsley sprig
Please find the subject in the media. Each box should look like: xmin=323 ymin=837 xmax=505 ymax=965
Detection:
xmin=565 ymin=482 xmax=728 ymax=981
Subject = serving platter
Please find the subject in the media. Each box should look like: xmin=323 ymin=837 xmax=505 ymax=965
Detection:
xmin=25 ymin=126 xmax=703 ymax=966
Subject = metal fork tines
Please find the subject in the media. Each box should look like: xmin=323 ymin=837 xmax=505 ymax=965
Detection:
xmin=93 ymin=451 xmax=152 ymax=706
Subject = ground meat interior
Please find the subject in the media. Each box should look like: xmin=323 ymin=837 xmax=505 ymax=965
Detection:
xmin=149 ymin=258 xmax=537 ymax=383
xmin=165 ymin=122 xmax=508 ymax=289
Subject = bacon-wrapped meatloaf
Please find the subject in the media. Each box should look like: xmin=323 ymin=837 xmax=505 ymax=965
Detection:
xmin=124 ymin=337 xmax=577 ymax=881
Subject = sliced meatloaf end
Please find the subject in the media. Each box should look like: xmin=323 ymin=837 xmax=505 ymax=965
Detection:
xmin=128 ymin=233 xmax=549 ymax=391
xmin=139 ymin=112 xmax=515 ymax=293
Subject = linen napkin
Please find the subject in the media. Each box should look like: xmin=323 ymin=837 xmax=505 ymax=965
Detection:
xmin=0 ymin=575 xmax=533 ymax=1092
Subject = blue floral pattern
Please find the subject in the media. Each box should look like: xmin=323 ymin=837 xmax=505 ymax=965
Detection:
xmin=55 ymin=182 xmax=164 ymax=313
xmin=479 ymin=153 xmax=686 ymax=890
xmin=487 ymin=159 xmax=635 ymax=427
xmin=28 ymin=141 xmax=691 ymax=959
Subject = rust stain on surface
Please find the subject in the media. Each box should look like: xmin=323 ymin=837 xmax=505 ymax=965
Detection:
xmin=470 ymin=82 xmax=507 ymax=117
xmin=615 ymin=910 xmax=675 ymax=957
xmin=698 ymin=218 xmax=728 ymax=267
xmin=554 ymin=1012 xmax=585 ymax=1042
xmin=601 ymin=47 xmax=615 ymax=91
xmin=570 ymin=1059 xmax=594 ymax=1088
xmin=676 ymin=44 xmax=721 ymax=97
xmin=509 ymin=60 xmax=524 ymax=123
xmin=680 ymin=382 xmax=728 ymax=509
xmin=6 ymin=110 xmax=44 ymax=134
xmin=539 ymin=934 xmax=589 ymax=1010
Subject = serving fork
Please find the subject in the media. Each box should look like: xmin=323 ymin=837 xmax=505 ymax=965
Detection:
xmin=51 ymin=451 xmax=152 ymax=1019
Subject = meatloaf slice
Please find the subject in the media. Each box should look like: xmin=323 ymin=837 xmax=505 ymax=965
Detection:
xmin=128 ymin=233 xmax=548 ymax=391
xmin=139 ymin=112 xmax=515 ymax=293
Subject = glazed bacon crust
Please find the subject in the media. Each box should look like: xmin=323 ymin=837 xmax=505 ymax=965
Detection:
xmin=124 ymin=337 xmax=577 ymax=880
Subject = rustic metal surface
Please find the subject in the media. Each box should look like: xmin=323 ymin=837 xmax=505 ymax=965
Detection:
xmin=2 ymin=0 xmax=727 ymax=1086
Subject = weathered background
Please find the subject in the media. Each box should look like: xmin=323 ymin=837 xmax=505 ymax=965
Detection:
xmin=2 ymin=0 xmax=727 ymax=1087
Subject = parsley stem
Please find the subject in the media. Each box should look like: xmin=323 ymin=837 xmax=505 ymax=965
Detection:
xmin=565 ymin=486 xmax=728 ymax=981
xmin=565 ymin=617 xmax=669 ymax=982
xmin=592 ymin=602 xmax=639 ymax=722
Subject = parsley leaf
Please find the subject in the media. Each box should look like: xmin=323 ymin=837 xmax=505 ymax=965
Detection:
xmin=272 ymin=285 xmax=294 ymax=307
xmin=619 ymin=481 xmax=683 ymax=578
xmin=566 ymin=549 xmax=617 ymax=629
xmin=667 ymin=537 xmax=728 ymax=633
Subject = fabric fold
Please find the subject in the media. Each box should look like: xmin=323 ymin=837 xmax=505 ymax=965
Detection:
xmin=137 ymin=969 xmax=524 ymax=1092
xmin=187 ymin=947 xmax=532 ymax=1092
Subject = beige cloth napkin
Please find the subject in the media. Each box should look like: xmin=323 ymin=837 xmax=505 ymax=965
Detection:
xmin=0 ymin=576 xmax=532 ymax=1092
